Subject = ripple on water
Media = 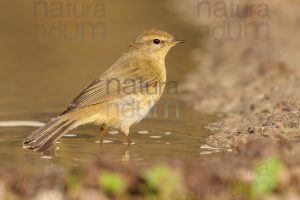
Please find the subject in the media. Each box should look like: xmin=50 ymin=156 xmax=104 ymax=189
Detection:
xmin=95 ymin=140 xmax=113 ymax=144
xmin=63 ymin=134 xmax=77 ymax=137
xmin=137 ymin=130 xmax=149 ymax=134
xmin=149 ymin=136 xmax=162 ymax=139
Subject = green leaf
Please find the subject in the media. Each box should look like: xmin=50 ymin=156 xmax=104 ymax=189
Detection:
xmin=251 ymin=156 xmax=283 ymax=199
xmin=97 ymin=171 xmax=125 ymax=196
xmin=143 ymin=165 xmax=183 ymax=199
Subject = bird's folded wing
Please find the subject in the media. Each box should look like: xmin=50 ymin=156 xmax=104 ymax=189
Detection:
xmin=60 ymin=66 xmax=159 ymax=115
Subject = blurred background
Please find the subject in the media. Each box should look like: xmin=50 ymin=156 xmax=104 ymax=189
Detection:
xmin=0 ymin=0 xmax=213 ymax=167
xmin=1 ymin=0 xmax=300 ymax=199
xmin=0 ymin=0 xmax=197 ymax=115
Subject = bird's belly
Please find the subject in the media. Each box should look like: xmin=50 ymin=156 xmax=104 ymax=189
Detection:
xmin=102 ymin=94 xmax=160 ymax=129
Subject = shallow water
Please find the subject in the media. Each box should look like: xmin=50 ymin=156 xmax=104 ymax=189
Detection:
xmin=0 ymin=103 xmax=214 ymax=168
xmin=0 ymin=0 xmax=214 ymax=168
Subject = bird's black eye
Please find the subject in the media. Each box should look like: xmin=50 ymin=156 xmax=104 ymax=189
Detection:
xmin=153 ymin=39 xmax=161 ymax=45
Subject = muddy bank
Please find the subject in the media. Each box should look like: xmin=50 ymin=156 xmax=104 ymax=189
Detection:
xmin=169 ymin=0 xmax=300 ymax=148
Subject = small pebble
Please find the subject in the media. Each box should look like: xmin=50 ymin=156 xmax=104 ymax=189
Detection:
xmin=247 ymin=127 xmax=254 ymax=134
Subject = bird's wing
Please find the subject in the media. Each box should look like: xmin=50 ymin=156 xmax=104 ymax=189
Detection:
xmin=60 ymin=64 xmax=160 ymax=115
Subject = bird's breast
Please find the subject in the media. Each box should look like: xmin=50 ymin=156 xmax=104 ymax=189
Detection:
xmin=101 ymin=92 xmax=160 ymax=129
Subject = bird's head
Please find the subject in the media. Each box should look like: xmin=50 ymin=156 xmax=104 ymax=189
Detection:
xmin=129 ymin=29 xmax=184 ymax=59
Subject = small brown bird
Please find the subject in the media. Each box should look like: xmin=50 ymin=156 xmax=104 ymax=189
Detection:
xmin=23 ymin=29 xmax=184 ymax=152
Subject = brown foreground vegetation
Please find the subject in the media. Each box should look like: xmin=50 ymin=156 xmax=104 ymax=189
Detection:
xmin=1 ymin=139 xmax=300 ymax=200
xmin=1 ymin=0 xmax=300 ymax=199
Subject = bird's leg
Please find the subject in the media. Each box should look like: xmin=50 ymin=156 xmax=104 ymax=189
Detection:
xmin=99 ymin=124 xmax=106 ymax=144
xmin=121 ymin=130 xmax=132 ymax=144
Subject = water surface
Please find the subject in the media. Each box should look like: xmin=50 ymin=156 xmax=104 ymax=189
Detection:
xmin=0 ymin=104 xmax=214 ymax=168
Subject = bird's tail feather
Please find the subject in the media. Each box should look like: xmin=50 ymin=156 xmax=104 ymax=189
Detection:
xmin=23 ymin=117 xmax=76 ymax=152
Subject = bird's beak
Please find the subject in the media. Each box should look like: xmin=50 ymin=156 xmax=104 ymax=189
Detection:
xmin=174 ymin=39 xmax=185 ymax=44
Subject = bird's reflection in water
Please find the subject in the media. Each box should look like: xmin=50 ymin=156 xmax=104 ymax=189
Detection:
xmin=97 ymin=142 xmax=135 ymax=162
xmin=121 ymin=150 xmax=130 ymax=161
xmin=41 ymin=145 xmax=58 ymax=158
xmin=39 ymin=140 xmax=140 ymax=163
